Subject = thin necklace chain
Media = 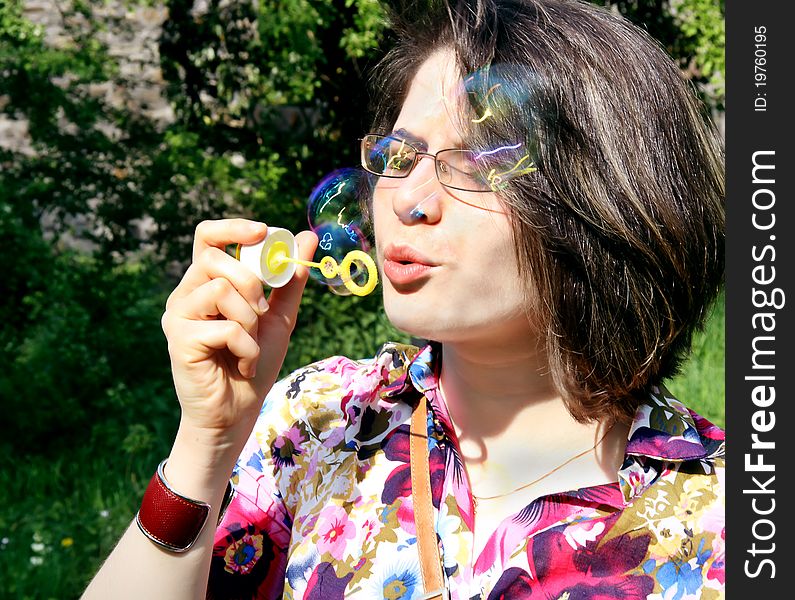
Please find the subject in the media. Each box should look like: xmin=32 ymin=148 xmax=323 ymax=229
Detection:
xmin=437 ymin=377 xmax=615 ymax=502
xmin=472 ymin=423 xmax=614 ymax=501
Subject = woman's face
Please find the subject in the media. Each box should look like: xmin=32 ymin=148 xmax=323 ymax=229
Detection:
xmin=373 ymin=49 xmax=532 ymax=345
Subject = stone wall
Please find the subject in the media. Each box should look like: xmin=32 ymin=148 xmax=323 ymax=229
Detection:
xmin=1 ymin=0 xmax=173 ymax=154
xmin=1 ymin=2 xmax=725 ymax=154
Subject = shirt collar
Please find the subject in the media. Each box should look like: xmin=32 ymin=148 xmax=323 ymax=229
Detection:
xmin=624 ymin=384 xmax=723 ymax=463
xmin=407 ymin=343 xmax=439 ymax=392
xmin=388 ymin=343 xmax=721 ymax=459
xmin=378 ymin=342 xmax=725 ymax=504
xmin=379 ymin=342 xmax=437 ymax=401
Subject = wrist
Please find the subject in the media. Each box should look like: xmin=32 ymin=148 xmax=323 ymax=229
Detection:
xmin=165 ymin=422 xmax=246 ymax=505
xmin=136 ymin=458 xmax=235 ymax=553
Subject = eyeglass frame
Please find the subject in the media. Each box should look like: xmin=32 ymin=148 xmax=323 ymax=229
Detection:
xmin=359 ymin=133 xmax=496 ymax=194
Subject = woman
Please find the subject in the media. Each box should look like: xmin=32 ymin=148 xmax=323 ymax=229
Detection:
xmin=83 ymin=1 xmax=725 ymax=598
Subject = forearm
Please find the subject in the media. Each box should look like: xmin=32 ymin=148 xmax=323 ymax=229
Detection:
xmin=82 ymin=425 xmax=242 ymax=600
xmin=81 ymin=515 xmax=216 ymax=600
xmin=83 ymin=218 xmax=312 ymax=598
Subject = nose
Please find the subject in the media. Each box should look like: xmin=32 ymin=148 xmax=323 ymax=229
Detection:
xmin=392 ymin=153 xmax=443 ymax=224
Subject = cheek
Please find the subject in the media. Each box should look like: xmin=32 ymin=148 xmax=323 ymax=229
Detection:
xmin=465 ymin=246 xmax=521 ymax=297
xmin=371 ymin=200 xmax=390 ymax=258
xmin=467 ymin=218 xmax=518 ymax=266
xmin=472 ymin=228 xmax=525 ymax=296
xmin=371 ymin=177 xmax=399 ymax=215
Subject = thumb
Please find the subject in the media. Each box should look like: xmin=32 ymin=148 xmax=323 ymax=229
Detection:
xmin=295 ymin=229 xmax=320 ymax=263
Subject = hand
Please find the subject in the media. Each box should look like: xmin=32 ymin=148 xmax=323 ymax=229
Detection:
xmin=161 ymin=219 xmax=318 ymax=447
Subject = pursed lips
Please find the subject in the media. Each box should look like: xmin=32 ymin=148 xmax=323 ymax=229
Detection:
xmin=381 ymin=243 xmax=440 ymax=286
xmin=382 ymin=243 xmax=439 ymax=267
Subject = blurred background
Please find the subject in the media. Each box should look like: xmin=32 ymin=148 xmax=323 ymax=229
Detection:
xmin=0 ymin=1 xmax=724 ymax=597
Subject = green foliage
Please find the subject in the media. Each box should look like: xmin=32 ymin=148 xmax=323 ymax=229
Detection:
xmin=341 ymin=0 xmax=388 ymax=59
xmin=0 ymin=0 xmax=723 ymax=596
xmin=0 ymin=227 xmax=177 ymax=455
xmin=283 ymin=284 xmax=410 ymax=376
xmin=669 ymin=0 xmax=725 ymax=109
xmin=1 ymin=0 xmax=41 ymax=45
xmin=594 ymin=0 xmax=725 ymax=111
xmin=667 ymin=291 xmax=725 ymax=428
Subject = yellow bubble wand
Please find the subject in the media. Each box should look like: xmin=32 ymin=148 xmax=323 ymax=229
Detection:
xmin=236 ymin=227 xmax=378 ymax=297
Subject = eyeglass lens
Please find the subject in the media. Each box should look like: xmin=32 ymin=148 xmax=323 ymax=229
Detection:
xmin=362 ymin=135 xmax=499 ymax=193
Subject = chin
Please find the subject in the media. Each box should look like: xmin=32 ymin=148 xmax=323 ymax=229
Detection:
xmin=382 ymin=289 xmax=437 ymax=339
xmin=383 ymin=285 xmax=535 ymax=347
xmin=383 ymin=298 xmax=469 ymax=344
xmin=384 ymin=304 xmax=431 ymax=340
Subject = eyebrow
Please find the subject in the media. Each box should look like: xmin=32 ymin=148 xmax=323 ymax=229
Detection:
xmin=390 ymin=128 xmax=429 ymax=152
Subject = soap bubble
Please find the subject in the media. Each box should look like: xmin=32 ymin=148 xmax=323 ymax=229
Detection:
xmin=306 ymin=167 xmax=376 ymax=296
xmin=444 ymin=63 xmax=543 ymax=194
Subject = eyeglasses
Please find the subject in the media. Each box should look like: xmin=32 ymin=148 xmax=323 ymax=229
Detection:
xmin=360 ymin=133 xmax=532 ymax=193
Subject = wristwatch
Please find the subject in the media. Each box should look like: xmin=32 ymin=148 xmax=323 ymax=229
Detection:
xmin=135 ymin=459 xmax=235 ymax=552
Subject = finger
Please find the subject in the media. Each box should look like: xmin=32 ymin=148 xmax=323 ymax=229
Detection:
xmin=265 ymin=230 xmax=319 ymax=321
xmin=187 ymin=319 xmax=261 ymax=379
xmin=172 ymin=277 xmax=260 ymax=339
xmin=168 ymin=246 xmax=269 ymax=316
xmin=192 ymin=219 xmax=268 ymax=263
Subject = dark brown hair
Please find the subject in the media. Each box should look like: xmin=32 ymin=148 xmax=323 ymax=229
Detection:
xmin=367 ymin=0 xmax=725 ymax=424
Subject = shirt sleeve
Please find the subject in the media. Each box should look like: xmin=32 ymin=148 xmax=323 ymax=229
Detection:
xmin=205 ymin=374 xmax=301 ymax=600
xmin=204 ymin=350 xmax=396 ymax=599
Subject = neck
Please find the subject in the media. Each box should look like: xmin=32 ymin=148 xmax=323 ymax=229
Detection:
xmin=437 ymin=336 xmax=615 ymax=469
xmin=439 ymin=337 xmax=562 ymax=436
xmin=437 ymin=338 xmax=628 ymax=499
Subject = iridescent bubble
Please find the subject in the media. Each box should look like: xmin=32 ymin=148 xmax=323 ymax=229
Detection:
xmin=306 ymin=167 xmax=376 ymax=296
xmin=442 ymin=63 xmax=543 ymax=195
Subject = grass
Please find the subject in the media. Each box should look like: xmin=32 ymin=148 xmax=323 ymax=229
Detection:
xmin=0 ymin=295 xmax=725 ymax=599
xmin=0 ymin=443 xmax=168 ymax=599
xmin=666 ymin=291 xmax=726 ymax=429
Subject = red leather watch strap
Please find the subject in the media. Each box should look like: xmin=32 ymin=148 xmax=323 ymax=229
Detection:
xmin=136 ymin=460 xmax=211 ymax=552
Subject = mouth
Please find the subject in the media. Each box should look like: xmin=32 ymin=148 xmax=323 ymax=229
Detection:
xmin=382 ymin=243 xmax=439 ymax=286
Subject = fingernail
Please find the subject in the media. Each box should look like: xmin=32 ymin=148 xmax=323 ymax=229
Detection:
xmin=258 ymin=297 xmax=269 ymax=313
xmin=248 ymin=222 xmax=267 ymax=235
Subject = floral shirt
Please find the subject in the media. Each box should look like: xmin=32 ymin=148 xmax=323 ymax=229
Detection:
xmin=208 ymin=343 xmax=725 ymax=600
